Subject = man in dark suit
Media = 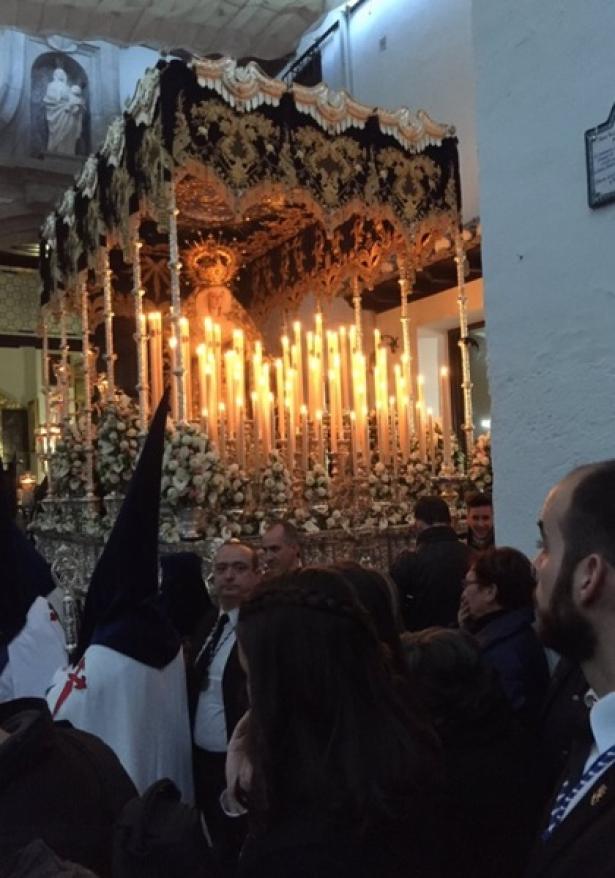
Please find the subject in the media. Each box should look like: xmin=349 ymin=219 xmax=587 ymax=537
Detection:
xmin=190 ymin=540 xmax=260 ymax=860
xmin=527 ymin=460 xmax=615 ymax=877
xmin=390 ymin=495 xmax=471 ymax=631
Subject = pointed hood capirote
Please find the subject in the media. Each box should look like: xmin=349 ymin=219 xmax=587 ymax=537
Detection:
xmin=0 ymin=459 xmax=56 ymax=647
xmin=73 ymin=387 xmax=180 ymax=668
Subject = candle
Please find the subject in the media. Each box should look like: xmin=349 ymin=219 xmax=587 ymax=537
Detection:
xmin=286 ymin=389 xmax=296 ymax=470
xmin=197 ymin=344 xmax=208 ymax=431
xmin=339 ymin=326 xmax=351 ymax=411
xmin=179 ymin=317 xmax=192 ymax=421
xmin=225 ymin=350 xmax=236 ymax=436
xmin=390 ymin=395 xmax=399 ymax=475
xmin=251 ymin=390 xmax=260 ymax=456
xmin=237 ymin=397 xmax=246 ymax=467
xmin=350 ymin=411 xmax=359 ymax=476
xmin=394 ymin=364 xmax=409 ymax=461
xmin=208 ymin=351 xmax=218 ymax=444
xmin=218 ymin=402 xmax=227 ymax=460
xmin=315 ymin=409 xmax=324 ymax=466
xmin=440 ymin=366 xmax=453 ymax=470
xmin=293 ymin=322 xmax=304 ymax=408
xmin=147 ymin=312 xmax=163 ymax=407
xmin=169 ymin=333 xmax=179 ymax=421
xmin=427 ymin=407 xmax=436 ymax=470
xmin=416 ymin=401 xmax=427 ymax=461
xmin=300 ymin=404 xmax=309 ymax=473
xmin=275 ymin=358 xmax=286 ymax=441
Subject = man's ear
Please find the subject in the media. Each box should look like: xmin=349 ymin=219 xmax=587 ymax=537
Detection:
xmin=577 ymin=554 xmax=607 ymax=606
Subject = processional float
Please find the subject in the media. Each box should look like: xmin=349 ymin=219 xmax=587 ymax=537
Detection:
xmin=34 ymin=57 xmax=490 ymax=577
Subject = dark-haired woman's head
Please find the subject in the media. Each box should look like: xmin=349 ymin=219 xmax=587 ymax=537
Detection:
xmin=402 ymin=627 xmax=514 ymax=741
xmin=332 ymin=561 xmax=406 ymax=674
xmin=238 ymin=567 xmax=438 ymax=830
xmin=461 ymin=546 xmax=536 ymax=621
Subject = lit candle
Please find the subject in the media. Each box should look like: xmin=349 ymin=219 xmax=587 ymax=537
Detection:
xmin=197 ymin=344 xmax=208 ymax=431
xmin=427 ymin=407 xmax=436 ymax=470
xmin=350 ymin=411 xmax=359 ymax=475
xmin=147 ymin=312 xmax=163 ymax=407
xmin=315 ymin=409 xmax=324 ymax=465
xmin=208 ymin=352 xmax=218 ymax=444
xmin=218 ymin=401 xmax=227 ymax=460
xmin=224 ymin=350 xmax=236 ymax=436
xmin=237 ymin=397 xmax=246 ymax=467
xmin=440 ymin=366 xmax=453 ymax=469
xmin=168 ymin=332 xmax=179 ymax=421
xmin=339 ymin=326 xmax=351 ymax=412
xmin=394 ymin=364 xmax=409 ymax=461
xmin=293 ymin=322 xmax=304 ymax=408
xmin=275 ymin=358 xmax=286 ymax=441
xmin=179 ymin=316 xmax=192 ymax=420
xmin=416 ymin=401 xmax=427 ymax=461
xmin=286 ymin=390 xmax=296 ymax=470
xmin=300 ymin=404 xmax=309 ymax=473
xmin=251 ymin=390 xmax=260 ymax=448
xmin=390 ymin=395 xmax=399 ymax=475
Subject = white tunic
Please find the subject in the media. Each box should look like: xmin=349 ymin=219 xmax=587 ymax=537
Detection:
xmin=0 ymin=595 xmax=67 ymax=702
xmin=46 ymin=644 xmax=194 ymax=803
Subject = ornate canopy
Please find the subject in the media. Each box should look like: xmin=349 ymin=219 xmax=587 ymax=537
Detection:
xmin=40 ymin=57 xmax=461 ymax=326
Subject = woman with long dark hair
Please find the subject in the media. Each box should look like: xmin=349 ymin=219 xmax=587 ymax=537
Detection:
xmin=232 ymin=567 xmax=441 ymax=877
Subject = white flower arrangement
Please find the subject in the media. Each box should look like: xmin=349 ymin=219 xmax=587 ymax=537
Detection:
xmin=203 ymin=462 xmax=251 ymax=539
xmin=303 ymin=461 xmax=331 ymax=504
xmin=258 ymin=450 xmax=293 ymax=508
xmin=398 ymin=439 xmax=433 ymax=503
xmin=467 ymin=432 xmax=492 ymax=492
xmin=368 ymin=459 xmax=394 ymax=501
xmin=288 ymin=506 xmax=322 ymax=534
xmin=161 ymin=422 xmax=225 ymax=510
xmin=49 ymin=422 xmax=88 ymax=498
xmin=95 ymin=393 xmax=141 ymax=496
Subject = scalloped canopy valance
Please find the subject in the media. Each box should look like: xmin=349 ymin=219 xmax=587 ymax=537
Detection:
xmin=40 ymin=57 xmax=462 ymax=324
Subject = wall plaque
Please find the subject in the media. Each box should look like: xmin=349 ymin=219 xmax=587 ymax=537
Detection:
xmin=586 ymin=104 xmax=615 ymax=208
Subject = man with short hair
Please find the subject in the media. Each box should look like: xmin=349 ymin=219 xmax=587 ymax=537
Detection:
xmin=390 ymin=495 xmax=471 ymax=631
xmin=190 ymin=541 xmax=260 ymax=862
xmin=527 ymin=460 xmax=615 ymax=878
xmin=464 ymin=492 xmax=495 ymax=556
xmin=261 ymin=520 xmax=302 ymax=577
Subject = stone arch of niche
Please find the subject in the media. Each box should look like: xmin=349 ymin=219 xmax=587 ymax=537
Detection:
xmin=30 ymin=51 xmax=90 ymax=157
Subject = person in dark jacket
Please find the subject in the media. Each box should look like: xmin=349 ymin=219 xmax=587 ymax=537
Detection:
xmin=0 ymin=697 xmax=136 ymax=877
xmin=231 ymin=568 xmax=442 ymax=878
xmin=402 ymin=627 xmax=542 ymax=878
xmin=390 ymin=495 xmax=471 ymax=631
xmin=459 ymin=546 xmax=549 ymax=726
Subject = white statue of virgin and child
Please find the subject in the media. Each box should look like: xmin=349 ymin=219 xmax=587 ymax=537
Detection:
xmin=43 ymin=67 xmax=86 ymax=155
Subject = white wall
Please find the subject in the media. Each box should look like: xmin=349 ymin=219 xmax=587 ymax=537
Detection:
xmin=119 ymin=46 xmax=162 ymax=108
xmin=472 ymin=0 xmax=615 ymax=553
xmin=292 ymin=0 xmax=479 ymax=220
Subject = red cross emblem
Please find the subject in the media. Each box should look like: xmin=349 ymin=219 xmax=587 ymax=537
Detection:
xmin=51 ymin=657 xmax=87 ymax=718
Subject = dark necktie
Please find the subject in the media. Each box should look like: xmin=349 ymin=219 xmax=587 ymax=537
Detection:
xmin=197 ymin=613 xmax=229 ymax=689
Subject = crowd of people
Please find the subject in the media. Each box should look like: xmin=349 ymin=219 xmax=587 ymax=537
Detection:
xmin=1 ymin=397 xmax=614 ymax=877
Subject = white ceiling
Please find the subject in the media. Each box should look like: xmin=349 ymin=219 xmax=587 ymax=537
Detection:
xmin=0 ymin=0 xmax=338 ymax=59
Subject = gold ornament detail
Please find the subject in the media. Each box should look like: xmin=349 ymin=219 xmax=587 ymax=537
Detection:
xmin=185 ymin=237 xmax=238 ymax=288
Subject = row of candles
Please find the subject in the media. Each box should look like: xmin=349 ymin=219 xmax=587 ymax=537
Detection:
xmin=144 ymin=309 xmax=455 ymax=475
